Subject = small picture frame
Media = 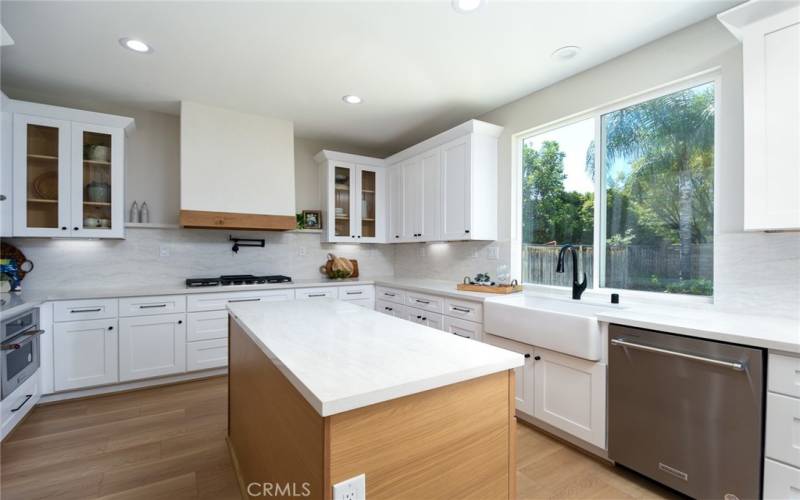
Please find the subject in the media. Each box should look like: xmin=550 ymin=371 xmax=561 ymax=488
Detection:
xmin=302 ymin=210 xmax=322 ymax=229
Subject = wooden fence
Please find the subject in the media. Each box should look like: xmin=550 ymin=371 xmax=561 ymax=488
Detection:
xmin=522 ymin=244 xmax=713 ymax=291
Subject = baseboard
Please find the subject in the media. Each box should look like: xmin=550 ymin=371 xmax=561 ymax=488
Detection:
xmin=516 ymin=411 xmax=611 ymax=462
xmin=38 ymin=368 xmax=228 ymax=404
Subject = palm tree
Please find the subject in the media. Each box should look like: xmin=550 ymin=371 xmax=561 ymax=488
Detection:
xmin=587 ymin=84 xmax=714 ymax=280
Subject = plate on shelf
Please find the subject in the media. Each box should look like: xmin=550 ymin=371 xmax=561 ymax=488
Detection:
xmin=32 ymin=171 xmax=59 ymax=200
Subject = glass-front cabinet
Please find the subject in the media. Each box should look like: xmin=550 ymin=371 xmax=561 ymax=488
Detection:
xmin=317 ymin=151 xmax=385 ymax=244
xmin=11 ymin=105 xmax=130 ymax=239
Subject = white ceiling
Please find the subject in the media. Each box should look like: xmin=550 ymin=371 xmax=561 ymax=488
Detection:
xmin=0 ymin=1 xmax=739 ymax=154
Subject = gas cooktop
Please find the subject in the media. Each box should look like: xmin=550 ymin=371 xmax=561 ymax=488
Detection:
xmin=185 ymin=274 xmax=292 ymax=287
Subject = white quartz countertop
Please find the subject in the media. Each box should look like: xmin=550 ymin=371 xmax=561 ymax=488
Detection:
xmin=596 ymin=306 xmax=800 ymax=354
xmin=228 ymin=299 xmax=524 ymax=416
xmin=373 ymin=278 xmax=500 ymax=302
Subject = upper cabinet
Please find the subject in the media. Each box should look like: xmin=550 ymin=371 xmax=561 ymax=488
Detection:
xmin=719 ymin=1 xmax=800 ymax=231
xmin=387 ymin=120 xmax=502 ymax=242
xmin=9 ymin=100 xmax=133 ymax=238
xmin=316 ymin=151 xmax=386 ymax=243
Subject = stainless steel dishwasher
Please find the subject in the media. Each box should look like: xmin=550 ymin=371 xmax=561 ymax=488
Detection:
xmin=608 ymin=324 xmax=765 ymax=499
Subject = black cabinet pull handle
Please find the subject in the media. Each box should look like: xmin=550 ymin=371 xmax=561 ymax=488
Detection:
xmin=416 ymin=315 xmax=422 ymax=319
xmin=228 ymin=298 xmax=261 ymax=303
xmin=415 ymin=299 xmax=430 ymax=305
xmin=534 ymin=355 xmax=541 ymax=361
xmin=422 ymin=317 xmax=427 ymax=321
xmin=465 ymin=229 xmax=470 ymax=233
xmin=308 ymin=293 xmax=326 ymax=298
xmin=524 ymin=353 xmax=531 ymax=358
xmin=71 ymin=308 xmax=102 ymax=313
xmin=10 ymin=394 xmax=32 ymax=413
xmin=452 ymin=306 xmax=470 ymax=313
xmin=139 ymin=304 xmax=167 ymax=309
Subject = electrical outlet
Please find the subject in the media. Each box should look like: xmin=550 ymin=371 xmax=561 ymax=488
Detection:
xmin=332 ymin=473 xmax=365 ymax=500
xmin=298 ymin=246 xmax=307 ymax=257
xmin=159 ymin=245 xmax=170 ymax=257
xmin=487 ymin=247 xmax=499 ymax=260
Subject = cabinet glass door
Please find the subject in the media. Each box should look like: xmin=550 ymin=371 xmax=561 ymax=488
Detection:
xmin=360 ymin=169 xmax=376 ymax=238
xmin=13 ymin=114 xmax=71 ymax=237
xmin=71 ymin=123 xmax=123 ymax=237
xmin=334 ymin=165 xmax=352 ymax=238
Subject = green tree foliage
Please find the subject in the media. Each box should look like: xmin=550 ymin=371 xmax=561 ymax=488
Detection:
xmin=522 ymin=140 xmax=593 ymax=245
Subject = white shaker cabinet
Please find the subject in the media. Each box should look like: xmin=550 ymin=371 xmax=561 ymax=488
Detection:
xmin=54 ymin=318 xmax=118 ymax=391
xmin=533 ymin=347 xmax=606 ymax=449
xmin=10 ymin=100 xmax=133 ymax=238
xmin=386 ymin=120 xmax=501 ymax=243
xmin=118 ymin=313 xmax=187 ymax=382
xmin=719 ymin=2 xmax=800 ymax=230
xmin=1 ymin=93 xmax=13 ymax=238
xmin=316 ymin=150 xmax=385 ymax=243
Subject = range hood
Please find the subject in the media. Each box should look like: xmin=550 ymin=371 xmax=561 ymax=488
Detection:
xmin=179 ymin=101 xmax=296 ymax=231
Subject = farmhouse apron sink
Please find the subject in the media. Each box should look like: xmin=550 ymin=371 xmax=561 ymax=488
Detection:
xmin=484 ymin=294 xmax=621 ymax=361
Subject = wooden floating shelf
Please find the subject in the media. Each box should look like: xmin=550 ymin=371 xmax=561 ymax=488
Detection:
xmin=28 ymin=154 xmax=58 ymax=161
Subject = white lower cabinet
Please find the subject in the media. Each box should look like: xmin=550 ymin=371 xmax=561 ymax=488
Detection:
xmin=376 ymin=299 xmax=406 ymax=318
xmin=118 ymin=313 xmax=186 ymax=382
xmin=406 ymin=307 xmax=443 ymax=330
xmin=533 ymin=347 xmax=606 ymax=449
xmin=442 ymin=316 xmax=481 ymax=341
xmin=54 ymin=318 xmax=118 ymax=391
xmin=295 ymin=287 xmax=338 ymax=299
xmin=1 ymin=368 xmax=40 ymax=440
xmin=764 ymin=459 xmax=800 ymax=499
xmin=187 ymin=338 xmax=227 ymax=372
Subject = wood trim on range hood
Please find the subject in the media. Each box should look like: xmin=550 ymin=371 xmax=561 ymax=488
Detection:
xmin=180 ymin=210 xmax=296 ymax=231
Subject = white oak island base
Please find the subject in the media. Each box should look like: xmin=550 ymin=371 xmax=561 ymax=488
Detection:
xmin=227 ymin=318 xmax=516 ymax=500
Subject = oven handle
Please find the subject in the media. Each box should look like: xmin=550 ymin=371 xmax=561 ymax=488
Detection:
xmin=10 ymin=394 xmax=32 ymax=412
xmin=611 ymin=337 xmax=746 ymax=371
xmin=0 ymin=329 xmax=43 ymax=350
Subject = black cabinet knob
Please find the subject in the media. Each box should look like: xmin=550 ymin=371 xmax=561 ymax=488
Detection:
xmin=395 ymin=235 xmax=399 ymax=238
xmin=357 ymin=235 xmax=361 ymax=238
xmin=108 ymin=326 xmax=114 ymax=330
xmin=534 ymin=355 xmax=541 ymax=361
xmin=465 ymin=229 xmax=470 ymax=234
xmin=178 ymin=320 xmax=183 ymax=324
xmin=61 ymin=226 xmax=67 ymax=230
xmin=73 ymin=227 xmax=79 ymax=231
xmin=524 ymin=353 xmax=531 ymax=358
xmin=416 ymin=315 xmax=422 ymax=319
xmin=422 ymin=317 xmax=427 ymax=321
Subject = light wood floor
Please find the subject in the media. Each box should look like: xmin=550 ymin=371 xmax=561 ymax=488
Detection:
xmin=1 ymin=376 xmax=679 ymax=499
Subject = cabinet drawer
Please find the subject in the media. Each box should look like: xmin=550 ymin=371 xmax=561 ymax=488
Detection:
xmin=769 ymin=353 xmax=800 ymax=398
xmin=187 ymin=339 xmax=227 ymax=372
xmin=54 ymin=299 xmax=117 ymax=322
xmin=338 ymin=285 xmax=374 ymax=301
xmin=405 ymin=291 xmax=444 ymax=314
xmin=407 ymin=306 xmax=444 ymax=330
xmin=376 ymin=286 xmax=405 ymax=305
xmin=766 ymin=392 xmax=800 ymax=467
xmin=187 ymin=310 xmax=229 ymax=342
xmin=443 ymin=316 xmax=482 ymax=340
xmin=376 ymin=299 xmax=405 ymax=317
xmin=187 ymin=289 xmax=295 ymax=312
xmin=119 ymin=295 xmax=186 ymax=317
xmin=764 ymin=458 xmax=800 ymax=500
xmin=296 ymin=287 xmax=337 ymax=299
xmin=444 ymin=297 xmax=482 ymax=322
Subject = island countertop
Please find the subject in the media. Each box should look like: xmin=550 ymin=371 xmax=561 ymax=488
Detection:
xmin=228 ymin=299 xmax=524 ymax=416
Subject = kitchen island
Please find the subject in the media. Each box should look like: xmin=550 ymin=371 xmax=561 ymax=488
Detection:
xmin=227 ymin=299 xmax=523 ymax=500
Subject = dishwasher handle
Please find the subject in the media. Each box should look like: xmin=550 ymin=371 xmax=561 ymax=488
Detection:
xmin=611 ymin=337 xmax=746 ymax=371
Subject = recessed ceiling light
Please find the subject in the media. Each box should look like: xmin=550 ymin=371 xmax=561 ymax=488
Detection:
xmin=119 ymin=38 xmax=152 ymax=53
xmin=342 ymin=95 xmax=362 ymax=105
xmin=452 ymin=0 xmax=486 ymax=13
xmin=551 ymin=46 xmax=581 ymax=61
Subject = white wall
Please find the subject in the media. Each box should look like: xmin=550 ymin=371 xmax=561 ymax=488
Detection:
xmin=180 ymin=101 xmax=294 ymax=216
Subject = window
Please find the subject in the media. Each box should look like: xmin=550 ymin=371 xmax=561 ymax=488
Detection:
xmin=520 ymin=80 xmax=715 ymax=296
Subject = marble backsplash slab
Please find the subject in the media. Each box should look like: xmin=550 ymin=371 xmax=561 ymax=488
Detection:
xmin=8 ymin=228 xmax=395 ymax=291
